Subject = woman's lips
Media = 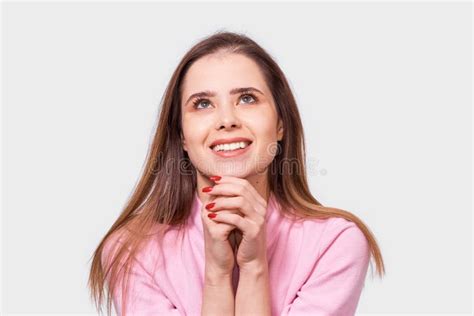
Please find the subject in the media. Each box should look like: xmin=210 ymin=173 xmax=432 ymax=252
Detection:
xmin=210 ymin=142 xmax=252 ymax=158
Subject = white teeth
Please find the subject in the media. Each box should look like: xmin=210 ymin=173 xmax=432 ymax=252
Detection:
xmin=212 ymin=141 xmax=250 ymax=152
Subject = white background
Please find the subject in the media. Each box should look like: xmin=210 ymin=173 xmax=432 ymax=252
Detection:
xmin=2 ymin=1 xmax=472 ymax=314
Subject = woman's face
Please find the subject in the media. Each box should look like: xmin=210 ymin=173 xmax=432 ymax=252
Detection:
xmin=180 ymin=52 xmax=283 ymax=180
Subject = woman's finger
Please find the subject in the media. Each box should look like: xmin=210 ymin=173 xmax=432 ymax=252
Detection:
xmin=206 ymin=196 xmax=262 ymax=223
xmin=204 ymin=182 xmax=266 ymax=217
xmin=210 ymin=176 xmax=267 ymax=210
xmin=208 ymin=212 xmax=255 ymax=236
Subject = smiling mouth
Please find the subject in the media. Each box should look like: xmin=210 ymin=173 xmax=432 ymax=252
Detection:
xmin=209 ymin=141 xmax=253 ymax=152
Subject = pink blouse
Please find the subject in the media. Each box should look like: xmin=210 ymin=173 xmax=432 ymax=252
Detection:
xmin=102 ymin=191 xmax=371 ymax=315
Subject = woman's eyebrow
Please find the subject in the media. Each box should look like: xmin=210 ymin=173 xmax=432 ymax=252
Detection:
xmin=185 ymin=87 xmax=264 ymax=105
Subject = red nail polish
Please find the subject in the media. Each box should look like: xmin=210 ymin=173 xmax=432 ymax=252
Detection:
xmin=210 ymin=176 xmax=221 ymax=182
xmin=202 ymin=186 xmax=213 ymax=193
xmin=208 ymin=213 xmax=217 ymax=219
xmin=205 ymin=202 xmax=215 ymax=210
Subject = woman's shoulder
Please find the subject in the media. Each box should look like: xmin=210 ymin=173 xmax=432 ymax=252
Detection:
xmin=301 ymin=215 xmax=361 ymax=232
xmin=287 ymin=214 xmax=369 ymax=259
xmin=310 ymin=216 xmax=370 ymax=260
xmin=101 ymin=225 xmax=166 ymax=273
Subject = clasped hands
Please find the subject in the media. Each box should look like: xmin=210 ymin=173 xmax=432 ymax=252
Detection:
xmin=202 ymin=175 xmax=269 ymax=270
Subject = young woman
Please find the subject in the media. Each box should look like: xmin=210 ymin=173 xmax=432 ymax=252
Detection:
xmin=88 ymin=31 xmax=385 ymax=316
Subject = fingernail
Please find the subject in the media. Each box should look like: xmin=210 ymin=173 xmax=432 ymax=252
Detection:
xmin=202 ymin=186 xmax=213 ymax=193
xmin=210 ymin=176 xmax=221 ymax=182
xmin=208 ymin=213 xmax=217 ymax=219
xmin=205 ymin=202 xmax=215 ymax=210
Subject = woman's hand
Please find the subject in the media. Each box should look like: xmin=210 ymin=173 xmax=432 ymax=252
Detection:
xmin=201 ymin=183 xmax=239 ymax=277
xmin=203 ymin=175 xmax=268 ymax=269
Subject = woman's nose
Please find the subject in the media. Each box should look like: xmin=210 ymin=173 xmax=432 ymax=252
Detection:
xmin=215 ymin=104 xmax=241 ymax=130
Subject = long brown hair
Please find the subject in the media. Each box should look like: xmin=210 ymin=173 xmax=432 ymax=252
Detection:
xmin=88 ymin=29 xmax=386 ymax=316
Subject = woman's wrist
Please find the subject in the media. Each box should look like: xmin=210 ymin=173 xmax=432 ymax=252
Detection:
xmin=238 ymin=256 xmax=268 ymax=275
xmin=204 ymin=265 xmax=234 ymax=286
xmin=204 ymin=273 xmax=233 ymax=288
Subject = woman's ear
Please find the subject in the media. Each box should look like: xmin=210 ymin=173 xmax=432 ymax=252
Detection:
xmin=181 ymin=132 xmax=188 ymax=152
xmin=277 ymin=120 xmax=284 ymax=141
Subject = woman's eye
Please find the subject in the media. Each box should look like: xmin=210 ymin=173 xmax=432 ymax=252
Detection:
xmin=192 ymin=98 xmax=212 ymax=109
xmin=241 ymin=94 xmax=256 ymax=104
xmin=194 ymin=100 xmax=210 ymax=109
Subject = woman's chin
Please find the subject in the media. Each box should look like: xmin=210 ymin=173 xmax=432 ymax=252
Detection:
xmin=210 ymin=167 xmax=252 ymax=179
